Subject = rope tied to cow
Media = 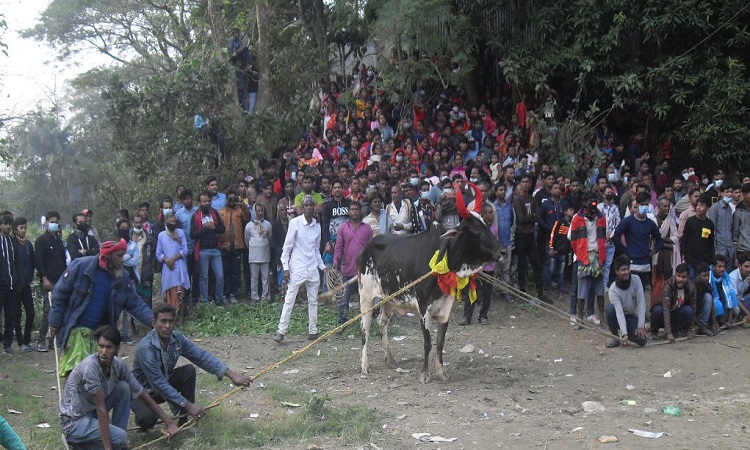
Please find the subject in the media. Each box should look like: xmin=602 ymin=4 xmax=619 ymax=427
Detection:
xmin=477 ymin=272 xmax=621 ymax=342
xmin=131 ymin=269 xmax=435 ymax=449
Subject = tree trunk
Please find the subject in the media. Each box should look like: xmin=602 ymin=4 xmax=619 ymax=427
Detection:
xmin=255 ymin=0 xmax=272 ymax=111
xmin=205 ymin=0 xmax=241 ymax=113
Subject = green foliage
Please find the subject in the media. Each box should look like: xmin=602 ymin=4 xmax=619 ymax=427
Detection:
xmin=371 ymin=0 xmax=476 ymax=102
xmin=182 ymin=300 xmax=341 ymax=337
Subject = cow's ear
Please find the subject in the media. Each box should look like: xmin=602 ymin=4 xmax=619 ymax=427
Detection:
xmin=440 ymin=229 xmax=459 ymax=239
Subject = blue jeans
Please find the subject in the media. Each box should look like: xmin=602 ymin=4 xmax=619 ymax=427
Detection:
xmin=199 ymin=248 xmax=224 ymax=304
xmin=338 ymin=275 xmax=356 ymax=324
xmin=698 ymin=292 xmax=712 ymax=326
xmin=66 ymin=380 xmax=130 ymax=447
xmin=547 ymin=253 xmax=566 ymax=293
xmin=605 ymin=304 xmax=647 ymax=346
xmin=650 ymin=304 xmax=694 ymax=334
xmin=603 ymin=243 xmax=615 ymax=289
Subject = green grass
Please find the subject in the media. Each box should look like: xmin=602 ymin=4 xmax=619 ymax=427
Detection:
xmin=182 ymin=299 xmax=342 ymax=337
xmin=1 ymin=358 xmax=381 ymax=449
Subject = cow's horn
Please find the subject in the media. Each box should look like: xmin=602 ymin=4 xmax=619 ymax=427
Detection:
xmin=455 ymin=182 xmax=470 ymax=219
xmin=467 ymin=181 xmax=482 ymax=213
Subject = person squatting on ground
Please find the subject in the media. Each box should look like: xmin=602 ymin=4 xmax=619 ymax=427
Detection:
xmin=650 ymin=263 xmax=696 ymax=343
xmin=273 ymin=195 xmax=327 ymax=342
xmin=605 ymin=255 xmax=648 ymax=348
xmin=60 ymin=325 xmax=178 ymax=450
xmin=131 ymin=303 xmax=251 ymax=430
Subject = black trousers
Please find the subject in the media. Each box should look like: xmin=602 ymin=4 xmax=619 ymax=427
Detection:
xmin=462 ymin=272 xmax=493 ymax=322
xmin=1 ymin=288 xmax=18 ymax=349
xmin=132 ymin=364 xmax=196 ymax=429
xmin=14 ymin=284 xmax=34 ymax=346
xmin=186 ymin=256 xmax=200 ymax=302
xmin=515 ymin=232 xmax=543 ymax=294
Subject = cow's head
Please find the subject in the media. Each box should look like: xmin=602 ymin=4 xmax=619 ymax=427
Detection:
xmin=441 ymin=182 xmax=505 ymax=272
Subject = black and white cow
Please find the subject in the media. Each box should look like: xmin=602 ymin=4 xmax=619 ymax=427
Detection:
xmin=357 ymin=183 xmax=504 ymax=383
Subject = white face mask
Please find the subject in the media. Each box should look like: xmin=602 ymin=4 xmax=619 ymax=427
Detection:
xmin=607 ymin=173 xmax=618 ymax=182
xmin=470 ymin=177 xmax=478 ymax=183
xmin=410 ymin=177 xmax=419 ymax=186
xmin=714 ymin=179 xmax=723 ymax=188
xmin=420 ymin=191 xmax=430 ymax=199
xmin=682 ymin=172 xmax=690 ymax=180
xmin=443 ymin=188 xmax=453 ymax=194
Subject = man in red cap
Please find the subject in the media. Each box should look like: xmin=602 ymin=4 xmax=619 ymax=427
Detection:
xmin=50 ymin=234 xmax=154 ymax=377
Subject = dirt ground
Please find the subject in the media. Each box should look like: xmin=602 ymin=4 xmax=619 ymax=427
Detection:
xmin=125 ymin=297 xmax=750 ymax=450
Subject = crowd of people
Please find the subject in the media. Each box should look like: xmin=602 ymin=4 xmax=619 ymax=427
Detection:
xmin=0 ymin=64 xmax=750 ymax=447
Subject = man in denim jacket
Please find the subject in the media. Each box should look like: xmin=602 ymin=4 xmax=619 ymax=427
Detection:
xmin=131 ymin=303 xmax=251 ymax=429
xmin=50 ymin=237 xmax=154 ymax=377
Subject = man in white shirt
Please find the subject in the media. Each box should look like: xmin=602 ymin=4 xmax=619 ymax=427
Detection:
xmin=386 ymin=184 xmax=412 ymax=235
xmin=273 ymin=195 xmax=327 ymax=342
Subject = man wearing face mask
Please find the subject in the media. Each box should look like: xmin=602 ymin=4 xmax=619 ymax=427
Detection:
xmin=152 ymin=198 xmax=175 ymax=238
xmin=708 ymin=184 xmax=735 ymax=271
xmin=613 ymin=192 xmax=664 ymax=289
xmin=34 ymin=211 xmax=67 ymax=352
xmin=605 ymin=255 xmax=647 ymax=348
xmin=597 ymin=185 xmax=620 ymax=290
xmin=68 ymin=212 xmax=99 ymax=262
xmin=704 ymin=169 xmax=725 ymax=206
xmin=411 ymin=180 xmax=436 ymax=233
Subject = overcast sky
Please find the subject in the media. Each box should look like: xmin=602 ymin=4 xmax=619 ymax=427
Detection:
xmin=0 ymin=0 xmax=108 ymax=122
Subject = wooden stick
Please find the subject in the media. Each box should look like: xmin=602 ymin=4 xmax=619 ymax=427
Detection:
xmin=50 ymin=292 xmax=70 ymax=450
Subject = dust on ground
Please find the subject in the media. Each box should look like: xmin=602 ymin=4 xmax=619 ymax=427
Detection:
xmin=142 ymin=298 xmax=750 ymax=449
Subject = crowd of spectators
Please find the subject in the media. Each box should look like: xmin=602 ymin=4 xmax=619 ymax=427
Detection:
xmin=2 ymin=64 xmax=750 ymax=355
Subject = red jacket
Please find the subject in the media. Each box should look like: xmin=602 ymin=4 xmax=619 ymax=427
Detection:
xmin=569 ymin=211 xmax=607 ymax=266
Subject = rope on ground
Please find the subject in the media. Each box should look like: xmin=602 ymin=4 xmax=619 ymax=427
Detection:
xmin=132 ymin=270 xmax=434 ymax=450
xmin=477 ymin=272 xmax=620 ymax=342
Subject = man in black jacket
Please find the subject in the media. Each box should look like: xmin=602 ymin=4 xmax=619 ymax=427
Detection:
xmin=67 ymin=212 xmax=99 ymax=261
xmin=34 ymin=211 xmax=67 ymax=352
xmin=0 ymin=211 xmax=19 ymax=354
xmin=11 ymin=217 xmax=35 ymax=353
xmin=512 ymin=174 xmax=549 ymax=303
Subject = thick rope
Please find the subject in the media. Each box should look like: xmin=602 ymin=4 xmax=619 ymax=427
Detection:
xmin=132 ymin=270 xmax=434 ymax=449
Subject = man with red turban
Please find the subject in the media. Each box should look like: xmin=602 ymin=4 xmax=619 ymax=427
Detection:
xmin=50 ymin=235 xmax=154 ymax=377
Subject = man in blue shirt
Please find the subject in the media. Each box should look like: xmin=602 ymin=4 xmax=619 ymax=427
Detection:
xmin=493 ymin=183 xmax=514 ymax=300
xmin=131 ymin=303 xmax=251 ymax=429
xmin=613 ymin=192 xmax=664 ymax=289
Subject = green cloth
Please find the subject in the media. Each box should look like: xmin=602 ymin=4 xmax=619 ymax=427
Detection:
xmin=58 ymin=328 xmax=96 ymax=378
xmin=577 ymin=251 xmax=604 ymax=278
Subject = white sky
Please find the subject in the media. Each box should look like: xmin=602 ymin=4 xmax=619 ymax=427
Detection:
xmin=0 ymin=0 xmax=109 ymax=122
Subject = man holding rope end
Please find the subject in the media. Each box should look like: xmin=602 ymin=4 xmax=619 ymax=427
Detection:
xmin=50 ymin=236 xmax=155 ymax=378
xmin=131 ymin=302 xmax=252 ymax=430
